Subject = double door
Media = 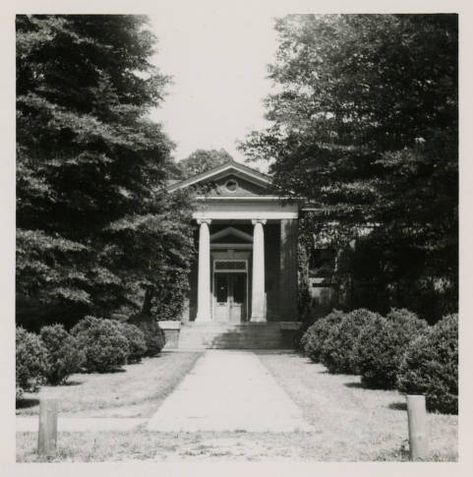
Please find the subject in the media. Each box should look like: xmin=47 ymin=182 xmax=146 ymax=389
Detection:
xmin=214 ymin=273 xmax=247 ymax=322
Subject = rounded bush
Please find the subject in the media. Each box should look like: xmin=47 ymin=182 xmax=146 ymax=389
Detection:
xmin=397 ymin=313 xmax=458 ymax=414
xmin=301 ymin=310 xmax=345 ymax=362
xmin=130 ymin=318 xmax=166 ymax=357
xmin=40 ymin=324 xmax=85 ymax=385
xmin=353 ymin=309 xmax=428 ymax=389
xmin=385 ymin=308 xmax=423 ymax=325
xmin=70 ymin=316 xmax=130 ymax=373
xmin=16 ymin=327 xmax=48 ymax=399
xmin=119 ymin=322 xmax=147 ymax=363
xmin=320 ymin=308 xmax=382 ymax=374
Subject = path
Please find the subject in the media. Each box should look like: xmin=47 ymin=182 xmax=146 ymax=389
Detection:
xmin=146 ymin=350 xmax=311 ymax=432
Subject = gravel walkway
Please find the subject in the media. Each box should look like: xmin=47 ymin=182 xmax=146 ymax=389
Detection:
xmin=147 ymin=350 xmax=311 ymax=432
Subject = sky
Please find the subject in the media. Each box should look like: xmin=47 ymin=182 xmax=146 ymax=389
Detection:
xmin=147 ymin=6 xmax=279 ymax=167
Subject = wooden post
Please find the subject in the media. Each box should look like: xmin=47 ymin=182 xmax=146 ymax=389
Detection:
xmin=37 ymin=398 xmax=58 ymax=457
xmin=406 ymin=394 xmax=428 ymax=460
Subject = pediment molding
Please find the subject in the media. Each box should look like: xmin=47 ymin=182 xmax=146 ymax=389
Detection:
xmin=168 ymin=160 xmax=273 ymax=194
xmin=210 ymin=226 xmax=253 ymax=243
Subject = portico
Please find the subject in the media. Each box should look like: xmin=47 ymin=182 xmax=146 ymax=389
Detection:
xmin=168 ymin=160 xmax=299 ymax=326
xmin=194 ymin=217 xmax=269 ymax=323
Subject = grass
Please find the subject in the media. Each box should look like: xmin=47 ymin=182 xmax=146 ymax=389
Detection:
xmin=16 ymin=350 xmax=458 ymax=462
xmin=256 ymin=351 xmax=458 ymax=462
xmin=17 ymin=430 xmax=318 ymax=462
xmin=16 ymin=351 xmax=202 ymax=418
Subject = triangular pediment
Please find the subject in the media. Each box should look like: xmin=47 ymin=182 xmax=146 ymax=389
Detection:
xmin=210 ymin=226 xmax=253 ymax=243
xmin=167 ymin=160 xmax=276 ymax=197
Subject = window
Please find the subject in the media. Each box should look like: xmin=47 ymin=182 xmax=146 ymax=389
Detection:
xmin=215 ymin=274 xmax=228 ymax=303
xmin=233 ymin=275 xmax=245 ymax=303
xmin=214 ymin=260 xmax=247 ymax=271
xmin=224 ymin=179 xmax=238 ymax=192
xmin=309 ymin=248 xmax=336 ymax=278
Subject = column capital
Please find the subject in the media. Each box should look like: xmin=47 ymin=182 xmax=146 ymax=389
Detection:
xmin=197 ymin=218 xmax=212 ymax=225
xmin=251 ymin=219 xmax=267 ymax=225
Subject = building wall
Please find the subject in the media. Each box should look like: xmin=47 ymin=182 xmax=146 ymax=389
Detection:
xmin=264 ymin=223 xmax=281 ymax=321
xmin=279 ymin=219 xmax=298 ymax=321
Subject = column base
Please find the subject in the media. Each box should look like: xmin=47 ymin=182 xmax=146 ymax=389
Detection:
xmin=250 ymin=314 xmax=266 ymax=323
xmin=195 ymin=313 xmax=212 ymax=322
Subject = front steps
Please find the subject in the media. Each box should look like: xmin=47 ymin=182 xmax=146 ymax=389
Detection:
xmin=177 ymin=322 xmax=293 ymax=350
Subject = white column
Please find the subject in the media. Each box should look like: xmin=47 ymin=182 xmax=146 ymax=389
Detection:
xmin=195 ymin=219 xmax=211 ymax=322
xmin=251 ymin=219 xmax=267 ymax=322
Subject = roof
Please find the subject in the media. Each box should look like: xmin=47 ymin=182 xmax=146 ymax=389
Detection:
xmin=166 ymin=159 xmax=273 ymax=193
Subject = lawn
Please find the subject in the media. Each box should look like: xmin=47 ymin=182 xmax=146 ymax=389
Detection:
xmin=16 ymin=430 xmax=331 ymax=463
xmin=257 ymin=351 xmax=458 ymax=461
xmin=16 ymin=351 xmax=202 ymax=418
xmin=16 ymin=350 xmax=458 ymax=462
xmin=15 ymin=421 xmax=458 ymax=463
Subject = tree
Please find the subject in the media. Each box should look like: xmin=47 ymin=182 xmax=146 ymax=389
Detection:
xmin=241 ymin=15 xmax=458 ymax=320
xmin=16 ymin=15 xmax=194 ymax=329
xmin=177 ymin=148 xmax=233 ymax=178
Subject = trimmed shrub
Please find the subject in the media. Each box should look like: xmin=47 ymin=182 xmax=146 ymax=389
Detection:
xmin=385 ymin=308 xmax=423 ymax=325
xmin=320 ymin=308 xmax=382 ymax=374
xmin=119 ymin=322 xmax=147 ymax=363
xmin=353 ymin=309 xmax=428 ymax=389
xmin=71 ymin=316 xmax=130 ymax=373
xmin=397 ymin=313 xmax=458 ymax=414
xmin=40 ymin=324 xmax=85 ymax=385
xmin=301 ymin=310 xmax=345 ymax=362
xmin=16 ymin=327 xmax=48 ymax=399
xmin=129 ymin=316 xmax=166 ymax=357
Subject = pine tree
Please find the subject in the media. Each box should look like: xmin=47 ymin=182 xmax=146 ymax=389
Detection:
xmin=16 ymin=15 xmax=194 ymax=328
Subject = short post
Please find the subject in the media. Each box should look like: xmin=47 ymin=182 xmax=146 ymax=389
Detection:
xmin=37 ymin=398 xmax=58 ymax=457
xmin=406 ymin=394 xmax=428 ymax=460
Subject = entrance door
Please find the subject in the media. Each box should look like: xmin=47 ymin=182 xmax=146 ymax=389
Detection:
xmin=213 ymin=273 xmax=246 ymax=322
xmin=230 ymin=274 xmax=246 ymax=322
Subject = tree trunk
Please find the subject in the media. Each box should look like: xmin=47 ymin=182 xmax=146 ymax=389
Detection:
xmin=141 ymin=287 xmax=155 ymax=318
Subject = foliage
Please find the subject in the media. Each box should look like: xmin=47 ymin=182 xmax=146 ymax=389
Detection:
xmin=385 ymin=308 xmax=422 ymax=324
xmin=353 ymin=309 xmax=428 ymax=389
xmin=301 ymin=309 xmax=345 ymax=362
xmin=397 ymin=313 xmax=458 ymax=414
xmin=16 ymin=327 xmax=49 ymax=399
xmin=106 ymin=188 xmax=195 ymax=322
xmin=241 ymin=14 xmax=458 ymax=321
xmin=118 ymin=322 xmax=147 ymax=363
xmin=176 ymin=148 xmax=233 ymax=179
xmin=320 ymin=309 xmax=382 ymax=374
xmin=333 ymin=233 xmax=457 ymax=323
xmin=129 ymin=315 xmax=166 ymax=356
xmin=70 ymin=316 xmax=130 ymax=372
xmin=40 ymin=324 xmax=85 ymax=384
xmin=16 ymin=15 xmax=194 ymax=329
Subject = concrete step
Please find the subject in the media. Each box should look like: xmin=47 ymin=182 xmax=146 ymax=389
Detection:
xmin=180 ymin=333 xmax=281 ymax=337
xmin=178 ymin=322 xmax=287 ymax=349
xmin=178 ymin=334 xmax=282 ymax=341
xmin=179 ymin=339 xmax=282 ymax=344
xmin=183 ymin=323 xmax=281 ymax=330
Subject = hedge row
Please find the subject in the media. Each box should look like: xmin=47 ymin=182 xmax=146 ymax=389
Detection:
xmin=16 ymin=316 xmax=166 ymax=399
xmin=301 ymin=309 xmax=458 ymax=414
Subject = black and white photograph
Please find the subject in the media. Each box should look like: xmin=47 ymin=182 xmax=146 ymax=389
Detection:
xmin=2 ymin=0 xmax=472 ymax=471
